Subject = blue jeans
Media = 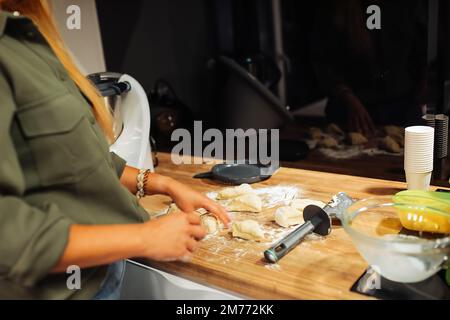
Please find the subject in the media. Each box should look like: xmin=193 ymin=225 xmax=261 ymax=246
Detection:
xmin=92 ymin=261 xmax=126 ymax=300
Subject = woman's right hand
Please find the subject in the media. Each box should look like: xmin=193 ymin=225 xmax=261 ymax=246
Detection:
xmin=342 ymin=92 xmax=376 ymax=137
xmin=139 ymin=212 xmax=206 ymax=261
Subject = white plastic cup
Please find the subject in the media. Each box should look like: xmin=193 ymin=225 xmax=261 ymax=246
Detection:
xmin=404 ymin=160 xmax=433 ymax=172
xmin=405 ymin=171 xmax=432 ymax=190
xmin=405 ymin=126 xmax=435 ymax=134
xmin=404 ymin=159 xmax=433 ymax=169
xmin=404 ymin=126 xmax=434 ymax=173
xmin=405 ymin=160 xmax=433 ymax=173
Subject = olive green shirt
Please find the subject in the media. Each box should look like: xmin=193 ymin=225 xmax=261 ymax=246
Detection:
xmin=0 ymin=11 xmax=149 ymax=299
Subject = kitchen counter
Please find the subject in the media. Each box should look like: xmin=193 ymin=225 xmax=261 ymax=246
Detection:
xmin=136 ymin=152 xmax=447 ymax=300
xmin=278 ymin=122 xmax=450 ymax=187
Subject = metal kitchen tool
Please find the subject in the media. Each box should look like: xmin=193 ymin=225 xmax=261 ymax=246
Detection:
xmin=193 ymin=163 xmax=272 ymax=185
xmin=264 ymin=192 xmax=355 ymax=263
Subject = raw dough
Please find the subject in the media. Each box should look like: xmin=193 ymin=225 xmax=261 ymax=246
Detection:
xmin=167 ymin=203 xmax=207 ymax=215
xmin=385 ymin=125 xmax=404 ymax=138
xmin=348 ymin=132 xmax=368 ymax=145
xmin=274 ymin=206 xmax=303 ymax=228
xmin=309 ymin=127 xmax=324 ymax=140
xmin=232 ymin=220 xmax=264 ymax=240
xmin=390 ymin=134 xmax=404 ymax=147
xmin=380 ymin=136 xmax=401 ymax=153
xmin=318 ymin=136 xmax=339 ymax=149
xmin=291 ymin=199 xmax=326 ymax=211
xmin=167 ymin=203 xmax=179 ymax=214
xmin=168 ymin=204 xmax=220 ymax=234
xmin=201 ymin=215 xmax=219 ymax=234
xmin=226 ymin=193 xmax=262 ymax=213
xmin=326 ymin=123 xmax=344 ymax=136
xmin=217 ymin=183 xmax=255 ymax=200
xmin=384 ymin=125 xmax=404 ymax=147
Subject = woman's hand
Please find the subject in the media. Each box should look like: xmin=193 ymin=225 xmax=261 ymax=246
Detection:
xmin=165 ymin=178 xmax=231 ymax=226
xmin=51 ymin=213 xmax=206 ymax=272
xmin=120 ymin=168 xmax=230 ymax=225
xmin=342 ymin=92 xmax=376 ymax=137
xmin=140 ymin=212 xmax=206 ymax=261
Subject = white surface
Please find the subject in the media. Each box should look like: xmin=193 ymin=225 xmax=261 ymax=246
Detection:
xmin=110 ymin=75 xmax=154 ymax=171
xmin=405 ymin=171 xmax=432 ymax=190
xmin=404 ymin=126 xmax=434 ymax=173
xmin=50 ymin=0 xmax=106 ymax=74
xmin=120 ymin=261 xmax=242 ymax=300
xmin=405 ymin=126 xmax=435 ymax=134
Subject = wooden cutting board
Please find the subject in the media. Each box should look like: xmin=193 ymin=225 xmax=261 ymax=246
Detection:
xmin=137 ymin=152 xmax=447 ymax=300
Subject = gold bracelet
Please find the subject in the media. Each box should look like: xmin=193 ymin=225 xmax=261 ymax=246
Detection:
xmin=136 ymin=169 xmax=151 ymax=199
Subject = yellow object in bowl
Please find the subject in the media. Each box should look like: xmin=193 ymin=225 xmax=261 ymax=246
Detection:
xmin=394 ymin=190 xmax=450 ymax=212
xmin=395 ymin=205 xmax=450 ymax=234
xmin=393 ymin=190 xmax=450 ymax=234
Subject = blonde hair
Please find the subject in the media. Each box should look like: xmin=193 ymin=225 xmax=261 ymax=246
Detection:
xmin=1 ymin=0 xmax=114 ymax=141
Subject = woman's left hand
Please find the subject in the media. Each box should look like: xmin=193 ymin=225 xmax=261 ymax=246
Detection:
xmin=166 ymin=179 xmax=231 ymax=226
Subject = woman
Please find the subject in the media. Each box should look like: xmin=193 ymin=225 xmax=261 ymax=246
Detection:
xmin=0 ymin=0 xmax=230 ymax=299
xmin=311 ymin=0 xmax=428 ymax=136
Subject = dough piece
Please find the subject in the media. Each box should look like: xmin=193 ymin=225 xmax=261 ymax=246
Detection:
xmin=196 ymin=208 xmax=208 ymax=215
xmin=309 ymin=127 xmax=324 ymax=140
xmin=318 ymin=136 xmax=339 ymax=149
xmin=380 ymin=136 xmax=401 ymax=153
xmin=217 ymin=183 xmax=255 ymax=200
xmin=385 ymin=126 xmax=404 ymax=147
xmin=201 ymin=215 xmax=219 ymax=234
xmin=167 ymin=203 xmax=180 ymax=214
xmin=348 ymin=132 xmax=368 ymax=145
xmin=167 ymin=204 xmax=207 ymax=215
xmin=326 ymin=123 xmax=344 ymax=136
xmin=291 ymin=199 xmax=326 ymax=211
xmin=390 ymin=134 xmax=404 ymax=147
xmin=385 ymin=125 xmax=404 ymax=137
xmin=274 ymin=206 xmax=303 ymax=228
xmin=226 ymin=193 xmax=262 ymax=213
xmin=168 ymin=205 xmax=220 ymax=234
xmin=232 ymin=220 xmax=264 ymax=240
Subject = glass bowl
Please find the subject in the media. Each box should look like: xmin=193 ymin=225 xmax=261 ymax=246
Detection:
xmin=340 ymin=196 xmax=450 ymax=283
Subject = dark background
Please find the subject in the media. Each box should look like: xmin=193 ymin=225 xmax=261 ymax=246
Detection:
xmin=96 ymin=0 xmax=449 ymax=123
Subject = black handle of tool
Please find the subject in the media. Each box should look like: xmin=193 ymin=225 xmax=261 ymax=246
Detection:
xmin=193 ymin=171 xmax=213 ymax=179
xmin=264 ymin=216 xmax=322 ymax=263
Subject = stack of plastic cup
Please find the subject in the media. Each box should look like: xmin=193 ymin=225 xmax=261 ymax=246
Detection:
xmin=422 ymin=114 xmax=436 ymax=128
xmin=404 ymin=126 xmax=434 ymax=190
xmin=434 ymin=114 xmax=449 ymax=159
